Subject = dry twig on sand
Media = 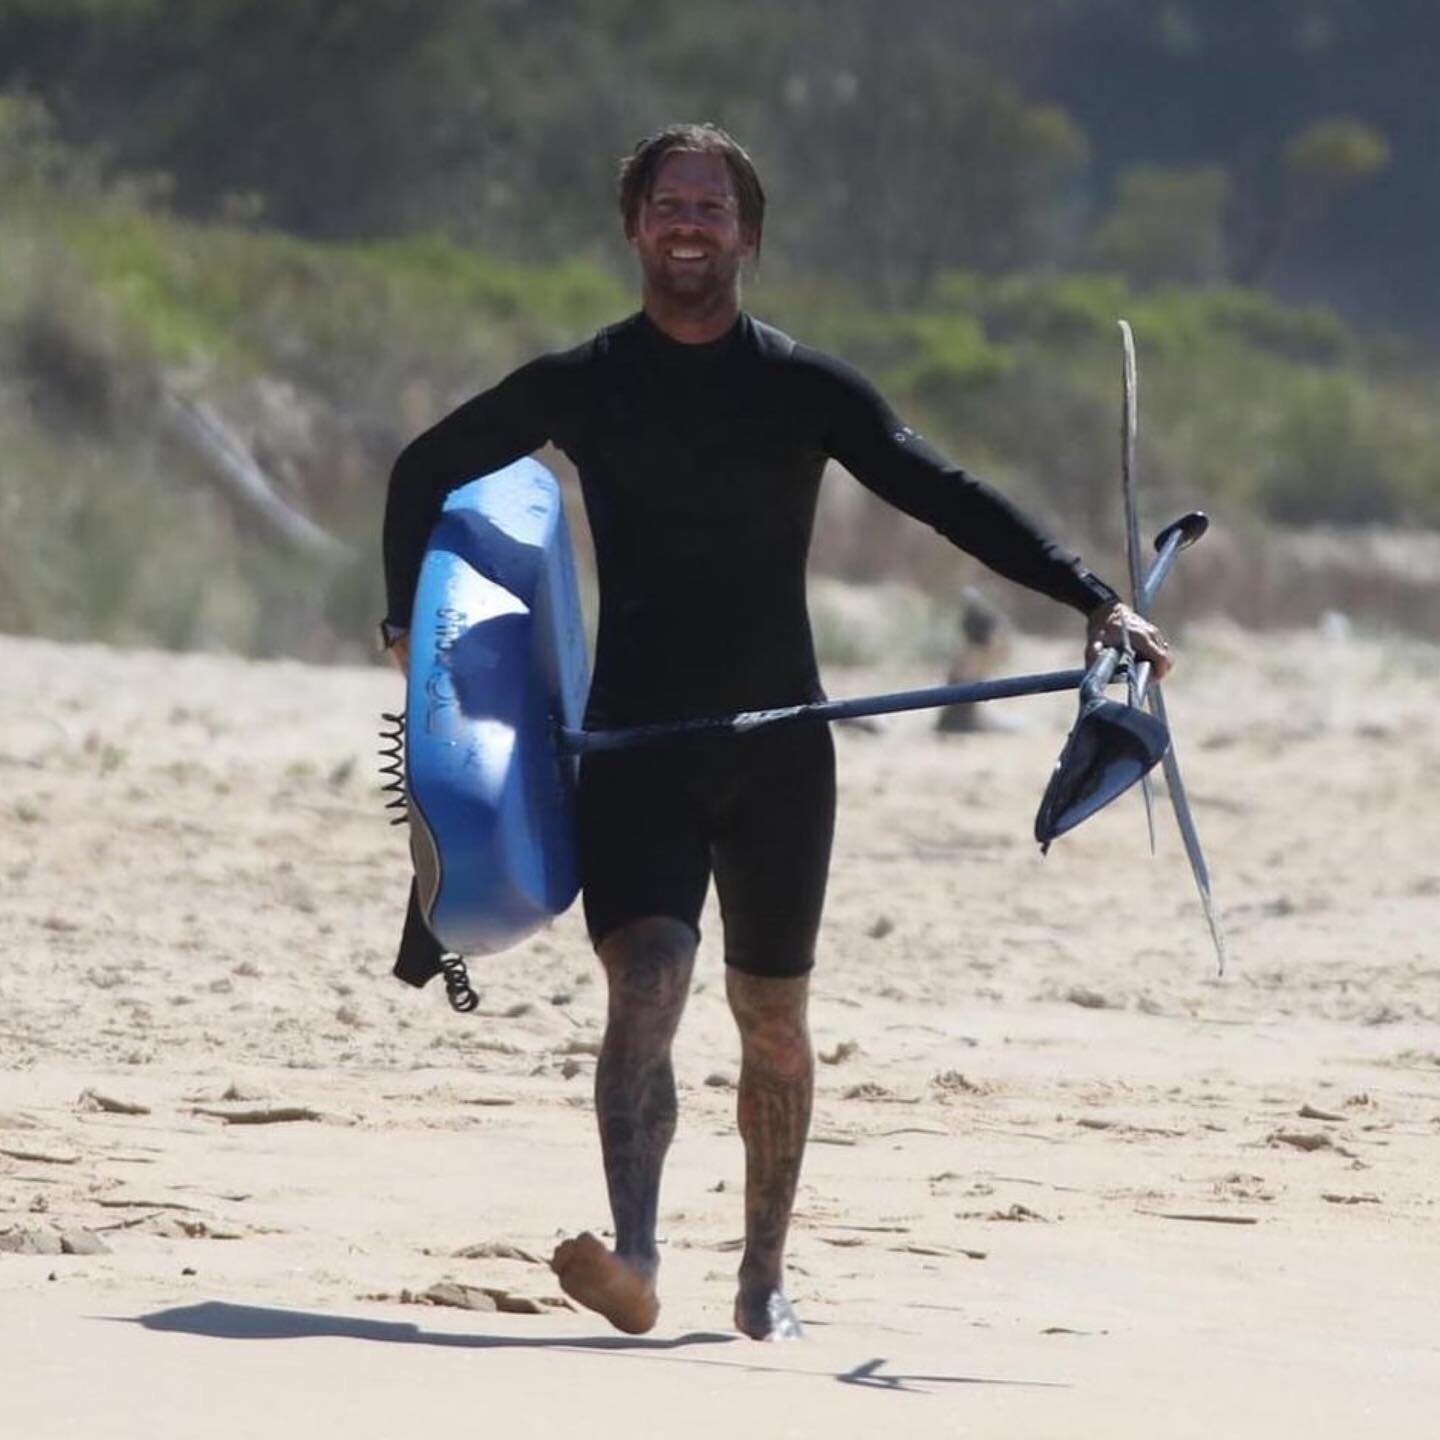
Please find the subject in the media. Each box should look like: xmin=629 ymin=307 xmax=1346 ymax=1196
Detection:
xmin=79 ymin=1089 xmax=151 ymax=1116
xmin=191 ymin=1106 xmax=323 ymax=1125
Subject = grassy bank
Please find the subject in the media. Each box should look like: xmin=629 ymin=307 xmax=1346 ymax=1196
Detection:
xmin=3 ymin=173 xmax=1438 ymax=658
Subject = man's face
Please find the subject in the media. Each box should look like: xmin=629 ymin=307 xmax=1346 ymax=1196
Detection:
xmin=629 ymin=150 xmax=755 ymax=308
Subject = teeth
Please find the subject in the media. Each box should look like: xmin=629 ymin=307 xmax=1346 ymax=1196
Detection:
xmin=669 ymin=249 xmax=705 ymax=259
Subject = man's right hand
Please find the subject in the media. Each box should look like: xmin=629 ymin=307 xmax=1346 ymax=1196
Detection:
xmin=1085 ymin=601 xmax=1172 ymax=681
xmin=386 ymin=632 xmax=410 ymax=673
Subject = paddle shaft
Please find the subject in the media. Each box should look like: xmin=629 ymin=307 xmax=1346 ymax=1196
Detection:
xmin=558 ymin=669 xmax=1085 ymax=755
xmin=1127 ymin=522 xmax=1194 ymax=705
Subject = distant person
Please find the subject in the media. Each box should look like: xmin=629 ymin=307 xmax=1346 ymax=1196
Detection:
xmin=935 ymin=587 xmax=1015 ymax=734
xmin=380 ymin=123 xmax=1170 ymax=1340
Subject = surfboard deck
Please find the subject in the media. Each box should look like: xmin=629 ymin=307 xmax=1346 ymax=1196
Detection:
xmin=402 ymin=458 xmax=588 ymax=958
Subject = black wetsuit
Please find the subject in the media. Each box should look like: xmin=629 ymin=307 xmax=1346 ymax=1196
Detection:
xmin=384 ymin=311 xmax=1116 ymax=974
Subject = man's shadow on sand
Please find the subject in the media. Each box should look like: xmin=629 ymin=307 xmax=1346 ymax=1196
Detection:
xmin=122 ymin=1302 xmax=1066 ymax=1395
xmin=130 ymin=1300 xmax=730 ymax=1353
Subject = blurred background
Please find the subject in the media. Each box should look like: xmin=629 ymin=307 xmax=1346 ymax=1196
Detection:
xmin=2 ymin=0 xmax=1437 ymax=663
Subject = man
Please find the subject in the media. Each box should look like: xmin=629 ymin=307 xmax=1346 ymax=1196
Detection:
xmin=381 ymin=123 xmax=1170 ymax=1341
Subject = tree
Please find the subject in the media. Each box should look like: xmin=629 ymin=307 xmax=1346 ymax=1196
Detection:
xmin=1091 ymin=165 xmax=1230 ymax=287
xmin=1235 ymin=117 xmax=1389 ymax=286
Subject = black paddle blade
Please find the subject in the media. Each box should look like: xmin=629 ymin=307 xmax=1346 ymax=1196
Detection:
xmin=1034 ymin=697 xmax=1171 ymax=848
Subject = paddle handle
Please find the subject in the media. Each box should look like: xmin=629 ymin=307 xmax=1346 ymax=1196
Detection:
xmin=1092 ymin=510 xmax=1209 ymax=705
xmin=1138 ymin=511 xmax=1208 ymax=614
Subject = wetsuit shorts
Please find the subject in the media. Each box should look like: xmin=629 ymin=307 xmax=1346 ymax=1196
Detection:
xmin=577 ymin=724 xmax=836 ymax=978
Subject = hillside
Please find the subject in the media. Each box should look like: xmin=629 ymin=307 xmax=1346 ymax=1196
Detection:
xmin=5 ymin=135 xmax=1439 ymax=658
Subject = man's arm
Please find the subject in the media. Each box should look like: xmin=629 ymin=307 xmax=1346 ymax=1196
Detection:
xmin=816 ymin=352 xmax=1111 ymax=611
xmin=814 ymin=352 xmax=1171 ymax=674
xmin=382 ymin=356 xmax=561 ymax=631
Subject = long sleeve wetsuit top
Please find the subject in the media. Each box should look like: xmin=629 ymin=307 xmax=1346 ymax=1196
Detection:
xmin=384 ymin=312 xmax=1117 ymax=727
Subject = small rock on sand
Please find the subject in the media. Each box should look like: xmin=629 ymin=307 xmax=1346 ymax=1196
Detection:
xmin=416 ymin=1282 xmax=498 ymax=1311
xmin=1270 ymin=1130 xmax=1336 ymax=1152
xmin=989 ymin=1203 xmax=1050 ymax=1223
xmin=1065 ymin=986 xmax=1117 ymax=1011
xmin=452 ymin=1241 xmax=544 ymax=1264
xmin=414 ymin=1281 xmax=551 ymax=1314
xmin=78 ymin=1089 xmax=151 ymax=1116
xmin=0 ymin=1227 xmax=64 ymax=1255
xmin=59 ymin=1228 xmax=110 ymax=1256
xmin=559 ymin=1037 xmax=602 ymax=1057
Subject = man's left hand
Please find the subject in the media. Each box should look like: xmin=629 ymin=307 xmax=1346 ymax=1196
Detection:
xmin=1086 ymin=600 xmax=1173 ymax=681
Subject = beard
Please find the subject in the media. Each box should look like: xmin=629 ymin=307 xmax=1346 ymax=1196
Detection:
xmin=644 ymin=247 xmax=742 ymax=311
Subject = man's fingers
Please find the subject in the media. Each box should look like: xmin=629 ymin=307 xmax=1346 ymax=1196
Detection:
xmin=1130 ymin=625 xmax=1173 ymax=679
xmin=1084 ymin=603 xmax=1174 ymax=679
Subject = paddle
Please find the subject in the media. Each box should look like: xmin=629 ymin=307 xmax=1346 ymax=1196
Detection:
xmin=1119 ymin=319 xmax=1158 ymax=852
xmin=559 ymin=512 xmax=1206 ymax=786
xmin=1113 ymin=319 xmax=1229 ymax=974
xmin=1032 ymin=512 xmax=1207 ymax=847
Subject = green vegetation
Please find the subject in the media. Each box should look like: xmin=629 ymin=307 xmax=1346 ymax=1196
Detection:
xmin=2 ymin=0 xmax=1439 ymax=651
xmin=2 ymin=2 xmax=1426 ymax=314
xmin=5 ymin=152 xmax=1438 ymax=655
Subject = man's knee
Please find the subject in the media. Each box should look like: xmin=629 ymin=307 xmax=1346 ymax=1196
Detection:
xmin=726 ymin=970 xmax=811 ymax=1071
xmin=598 ymin=915 xmax=697 ymax=963
xmin=598 ymin=916 xmax=698 ymax=1025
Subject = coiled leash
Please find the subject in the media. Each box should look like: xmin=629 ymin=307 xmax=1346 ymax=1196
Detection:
xmin=378 ymin=711 xmax=480 ymax=1014
xmin=437 ymin=953 xmax=480 ymax=1014
xmin=377 ymin=711 xmax=408 ymax=826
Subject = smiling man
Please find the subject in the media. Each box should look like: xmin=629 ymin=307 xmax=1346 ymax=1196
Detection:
xmin=381 ymin=123 xmax=1168 ymax=1340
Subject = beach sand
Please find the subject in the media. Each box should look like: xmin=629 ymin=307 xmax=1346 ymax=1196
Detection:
xmin=2 ymin=624 xmax=1437 ymax=1437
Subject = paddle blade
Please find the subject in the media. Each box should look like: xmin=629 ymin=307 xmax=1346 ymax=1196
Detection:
xmin=1148 ymin=686 xmax=1229 ymax=975
xmin=1127 ymin=665 xmax=1158 ymax=854
xmin=1035 ymin=697 xmax=1171 ymax=847
xmin=1119 ymin=319 xmax=1145 ymax=603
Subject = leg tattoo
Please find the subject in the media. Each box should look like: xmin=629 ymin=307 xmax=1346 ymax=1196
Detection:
xmin=551 ymin=916 xmax=695 ymax=1334
xmin=595 ymin=918 xmax=695 ymax=1266
xmin=727 ymin=969 xmax=812 ymax=1340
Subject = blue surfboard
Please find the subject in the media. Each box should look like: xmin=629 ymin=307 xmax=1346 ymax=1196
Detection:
xmin=404 ymin=458 xmax=589 ymax=955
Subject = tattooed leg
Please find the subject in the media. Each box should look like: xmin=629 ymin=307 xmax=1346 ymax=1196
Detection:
xmin=727 ymin=968 xmax=812 ymax=1340
xmin=551 ymin=916 xmax=695 ymax=1334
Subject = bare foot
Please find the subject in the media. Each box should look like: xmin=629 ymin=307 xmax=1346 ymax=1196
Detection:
xmin=734 ymin=1284 xmax=804 ymax=1341
xmin=551 ymin=1232 xmax=660 ymax=1335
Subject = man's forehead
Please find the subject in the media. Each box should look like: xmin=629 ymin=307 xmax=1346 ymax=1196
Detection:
xmin=648 ymin=150 xmax=737 ymax=197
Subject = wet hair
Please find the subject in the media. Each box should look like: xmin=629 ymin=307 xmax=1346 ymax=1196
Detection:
xmin=617 ymin=123 xmax=765 ymax=251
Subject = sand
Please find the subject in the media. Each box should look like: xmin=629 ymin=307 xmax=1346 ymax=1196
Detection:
xmin=2 ymin=623 xmax=1438 ymax=1438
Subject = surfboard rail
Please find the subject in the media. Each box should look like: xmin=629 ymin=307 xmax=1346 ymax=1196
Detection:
xmin=405 ymin=459 xmax=588 ymax=956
